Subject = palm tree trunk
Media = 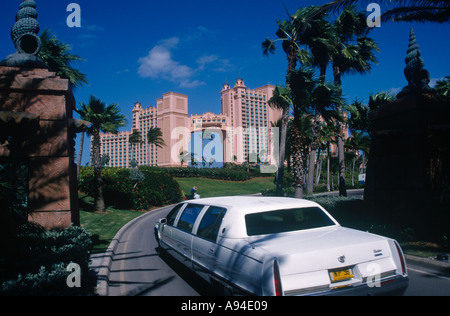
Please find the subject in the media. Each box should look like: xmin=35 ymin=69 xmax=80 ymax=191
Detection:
xmin=276 ymin=108 xmax=289 ymax=196
xmin=77 ymin=131 xmax=84 ymax=179
xmin=333 ymin=63 xmax=347 ymax=196
xmin=337 ymin=132 xmax=347 ymax=196
xmin=315 ymin=150 xmax=324 ymax=186
xmin=287 ymin=44 xmax=306 ymax=198
xmin=92 ymin=129 xmax=105 ymax=212
xmin=291 ymin=120 xmax=304 ymax=199
xmin=352 ymin=156 xmax=356 ymax=187
xmin=306 ymin=144 xmax=316 ymax=195
xmin=327 ymin=143 xmax=331 ymax=191
xmin=306 ymin=117 xmax=320 ymax=195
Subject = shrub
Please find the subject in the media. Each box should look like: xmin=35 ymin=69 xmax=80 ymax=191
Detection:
xmin=0 ymin=224 xmax=93 ymax=296
xmin=140 ymin=166 xmax=252 ymax=181
xmin=79 ymin=167 xmax=182 ymax=210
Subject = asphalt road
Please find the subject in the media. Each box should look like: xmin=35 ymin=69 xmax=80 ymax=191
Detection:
xmin=104 ymin=206 xmax=204 ymax=296
xmin=97 ymin=202 xmax=450 ymax=296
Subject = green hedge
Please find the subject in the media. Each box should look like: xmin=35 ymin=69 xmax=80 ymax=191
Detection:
xmin=79 ymin=167 xmax=182 ymax=210
xmin=0 ymin=224 xmax=93 ymax=296
xmin=140 ymin=166 xmax=252 ymax=181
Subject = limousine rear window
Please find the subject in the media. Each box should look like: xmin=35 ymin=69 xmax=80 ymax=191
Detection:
xmin=245 ymin=207 xmax=336 ymax=236
xmin=197 ymin=206 xmax=227 ymax=242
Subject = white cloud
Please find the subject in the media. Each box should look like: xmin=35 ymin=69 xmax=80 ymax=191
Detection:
xmin=196 ymin=55 xmax=219 ymax=70
xmin=138 ymin=37 xmax=197 ymax=84
xmin=196 ymin=54 xmax=233 ymax=72
xmin=138 ymin=34 xmax=234 ymax=88
xmin=180 ymin=80 xmax=206 ymax=88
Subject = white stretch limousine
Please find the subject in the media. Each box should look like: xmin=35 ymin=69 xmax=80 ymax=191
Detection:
xmin=154 ymin=196 xmax=409 ymax=296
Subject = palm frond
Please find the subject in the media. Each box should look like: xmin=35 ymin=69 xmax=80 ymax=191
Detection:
xmin=262 ymin=38 xmax=277 ymax=56
xmin=38 ymin=29 xmax=88 ymax=88
xmin=382 ymin=4 xmax=450 ymax=23
xmin=322 ymin=0 xmax=450 ymax=23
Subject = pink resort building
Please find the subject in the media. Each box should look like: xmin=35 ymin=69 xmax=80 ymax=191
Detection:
xmin=95 ymin=77 xmax=283 ymax=169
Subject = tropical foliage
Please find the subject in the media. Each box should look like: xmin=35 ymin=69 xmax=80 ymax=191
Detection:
xmin=79 ymin=167 xmax=182 ymax=210
xmin=38 ymin=29 xmax=88 ymax=88
xmin=263 ymin=4 xmax=379 ymax=198
xmin=435 ymin=76 xmax=450 ymax=96
xmin=321 ymin=0 xmax=450 ymax=23
xmin=76 ymin=96 xmax=126 ymax=212
xmin=147 ymin=127 xmax=166 ymax=148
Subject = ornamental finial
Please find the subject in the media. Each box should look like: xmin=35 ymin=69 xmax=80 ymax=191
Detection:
xmin=0 ymin=0 xmax=47 ymax=68
xmin=11 ymin=0 xmax=41 ymax=55
xmin=397 ymin=28 xmax=435 ymax=98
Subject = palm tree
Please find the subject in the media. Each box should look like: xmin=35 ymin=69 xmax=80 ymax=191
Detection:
xmin=262 ymin=5 xmax=334 ymax=197
xmin=294 ymin=9 xmax=338 ymax=195
xmin=128 ymin=130 xmax=142 ymax=167
xmin=320 ymin=0 xmax=450 ymax=23
xmin=330 ymin=6 xmax=379 ymax=196
xmin=262 ymin=9 xmax=306 ymax=196
xmin=319 ymin=122 xmax=339 ymax=191
xmin=76 ymin=96 xmax=126 ymax=212
xmin=345 ymin=130 xmax=370 ymax=184
xmin=38 ymin=29 xmax=88 ymax=88
xmin=288 ymin=67 xmax=343 ymax=196
xmin=178 ymin=150 xmax=189 ymax=167
xmin=147 ymin=127 xmax=166 ymax=149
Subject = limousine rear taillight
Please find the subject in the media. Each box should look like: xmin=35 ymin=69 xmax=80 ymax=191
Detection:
xmin=274 ymin=260 xmax=283 ymax=296
xmin=394 ymin=241 xmax=407 ymax=275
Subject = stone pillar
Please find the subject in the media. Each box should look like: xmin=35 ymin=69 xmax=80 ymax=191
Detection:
xmin=0 ymin=66 xmax=79 ymax=229
xmin=364 ymin=29 xmax=450 ymax=238
xmin=364 ymin=94 xmax=450 ymax=230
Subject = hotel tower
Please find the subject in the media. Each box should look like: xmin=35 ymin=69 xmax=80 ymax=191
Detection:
xmin=95 ymin=77 xmax=282 ymax=169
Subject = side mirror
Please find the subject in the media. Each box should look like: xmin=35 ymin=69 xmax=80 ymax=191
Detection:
xmin=159 ymin=218 xmax=167 ymax=224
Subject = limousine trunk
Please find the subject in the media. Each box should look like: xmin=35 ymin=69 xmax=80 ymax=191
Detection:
xmin=247 ymin=226 xmax=407 ymax=296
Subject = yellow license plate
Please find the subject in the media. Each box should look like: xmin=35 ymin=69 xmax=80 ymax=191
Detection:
xmin=329 ymin=268 xmax=354 ymax=283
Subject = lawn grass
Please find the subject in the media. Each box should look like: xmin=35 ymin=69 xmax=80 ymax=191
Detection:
xmin=175 ymin=176 xmax=275 ymax=198
xmin=79 ymin=195 xmax=143 ymax=253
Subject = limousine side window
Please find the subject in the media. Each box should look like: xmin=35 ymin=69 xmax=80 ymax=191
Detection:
xmin=166 ymin=203 xmax=184 ymax=226
xmin=177 ymin=204 xmax=204 ymax=233
xmin=197 ymin=206 xmax=227 ymax=242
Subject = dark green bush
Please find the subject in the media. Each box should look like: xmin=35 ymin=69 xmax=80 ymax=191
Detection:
xmin=140 ymin=166 xmax=252 ymax=181
xmin=79 ymin=167 xmax=182 ymax=210
xmin=0 ymin=224 xmax=93 ymax=296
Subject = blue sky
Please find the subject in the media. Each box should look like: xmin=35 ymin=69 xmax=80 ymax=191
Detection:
xmin=1 ymin=0 xmax=449 ymax=166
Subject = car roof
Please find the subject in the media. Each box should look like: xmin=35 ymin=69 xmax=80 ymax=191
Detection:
xmin=185 ymin=196 xmax=331 ymax=238
xmin=188 ymin=196 xmax=320 ymax=212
